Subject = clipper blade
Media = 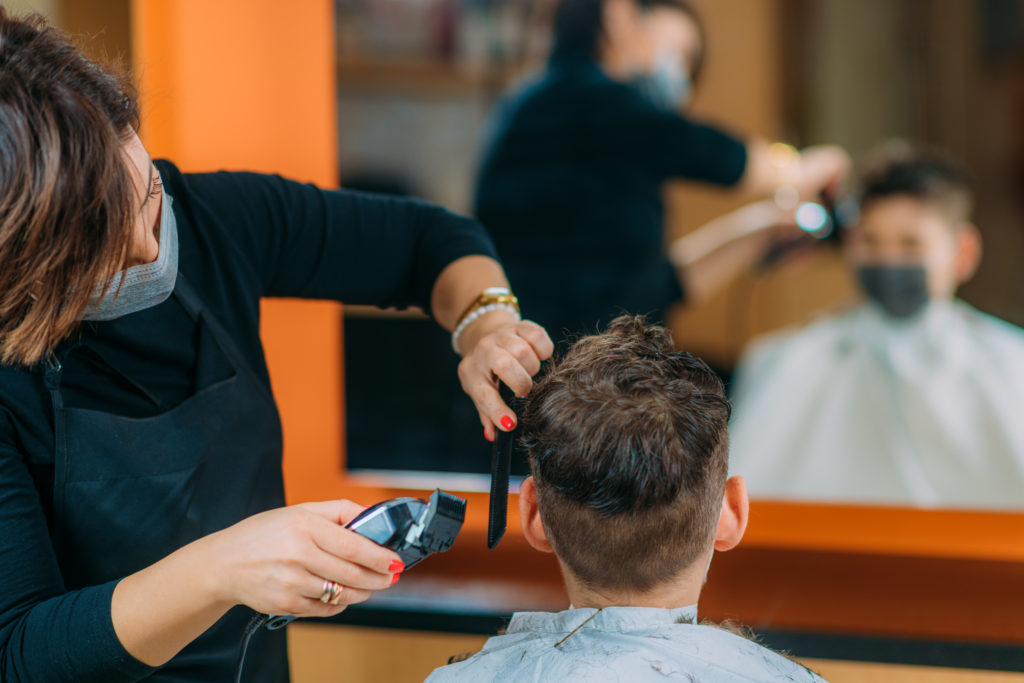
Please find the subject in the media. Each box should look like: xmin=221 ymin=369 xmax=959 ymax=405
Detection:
xmin=432 ymin=489 xmax=467 ymax=522
xmin=419 ymin=489 xmax=466 ymax=554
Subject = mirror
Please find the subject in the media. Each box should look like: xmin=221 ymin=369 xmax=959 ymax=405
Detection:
xmin=333 ymin=0 xmax=1024 ymax=510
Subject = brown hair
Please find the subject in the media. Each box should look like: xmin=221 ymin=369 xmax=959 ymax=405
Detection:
xmin=0 ymin=8 xmax=140 ymax=367
xmin=521 ymin=315 xmax=730 ymax=593
xmin=858 ymin=145 xmax=974 ymax=226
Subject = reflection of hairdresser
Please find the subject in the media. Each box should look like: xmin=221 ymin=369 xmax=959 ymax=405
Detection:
xmin=474 ymin=0 xmax=848 ymax=346
xmin=731 ymin=149 xmax=1024 ymax=508
xmin=0 ymin=10 xmax=552 ymax=682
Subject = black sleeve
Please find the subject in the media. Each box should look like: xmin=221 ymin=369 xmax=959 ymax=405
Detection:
xmin=648 ymin=112 xmax=748 ymax=185
xmin=0 ymin=412 xmax=154 ymax=682
xmin=597 ymin=87 xmax=749 ymax=186
xmin=187 ymin=170 xmax=500 ymax=316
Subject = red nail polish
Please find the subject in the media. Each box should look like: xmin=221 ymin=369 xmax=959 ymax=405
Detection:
xmin=484 ymin=428 xmax=494 ymax=442
xmin=388 ymin=560 xmax=405 ymax=573
xmin=391 ymin=573 xmax=401 ymax=586
xmin=500 ymin=415 xmax=516 ymax=431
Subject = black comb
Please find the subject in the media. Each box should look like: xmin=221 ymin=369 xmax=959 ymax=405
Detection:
xmin=487 ymin=383 xmax=516 ymax=549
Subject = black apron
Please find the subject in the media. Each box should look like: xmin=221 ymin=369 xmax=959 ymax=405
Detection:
xmin=45 ymin=275 xmax=289 ymax=682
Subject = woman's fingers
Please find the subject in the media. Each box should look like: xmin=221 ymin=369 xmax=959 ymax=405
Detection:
xmin=499 ymin=335 xmax=543 ymax=377
xmin=301 ymin=586 xmax=373 ymax=616
xmin=458 ymin=320 xmax=554 ymax=434
xmin=512 ymin=320 xmax=554 ymax=363
xmin=491 ymin=348 xmax=535 ymax=398
xmin=307 ymin=522 xmax=398 ymax=588
xmin=459 ymin=355 xmax=522 ymax=430
xmin=799 ymin=145 xmax=851 ymax=197
xmin=285 ymin=575 xmax=373 ymax=616
xmin=297 ymin=499 xmax=367 ymax=526
xmin=210 ymin=502 xmax=402 ymax=622
xmin=480 ymin=414 xmax=497 ymax=442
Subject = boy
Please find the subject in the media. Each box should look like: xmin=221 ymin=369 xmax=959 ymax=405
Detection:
xmin=730 ymin=149 xmax=1024 ymax=507
xmin=427 ymin=316 xmax=824 ymax=682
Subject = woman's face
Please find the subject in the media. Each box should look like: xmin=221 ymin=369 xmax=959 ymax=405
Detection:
xmin=638 ymin=8 xmax=702 ymax=77
xmin=122 ymin=132 xmax=162 ymax=267
xmin=601 ymin=1 xmax=701 ymax=80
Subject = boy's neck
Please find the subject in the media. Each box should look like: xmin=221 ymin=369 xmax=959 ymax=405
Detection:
xmin=559 ymin=553 xmax=709 ymax=610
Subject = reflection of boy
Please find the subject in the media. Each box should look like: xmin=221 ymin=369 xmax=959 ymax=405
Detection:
xmin=427 ymin=316 xmax=824 ymax=682
xmin=731 ymin=150 xmax=1024 ymax=507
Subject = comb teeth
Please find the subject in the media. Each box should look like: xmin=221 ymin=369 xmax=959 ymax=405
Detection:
xmin=432 ymin=489 xmax=467 ymax=522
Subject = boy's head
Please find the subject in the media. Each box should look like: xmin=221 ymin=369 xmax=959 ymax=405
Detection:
xmin=518 ymin=315 xmax=747 ymax=600
xmin=844 ymin=147 xmax=982 ymax=317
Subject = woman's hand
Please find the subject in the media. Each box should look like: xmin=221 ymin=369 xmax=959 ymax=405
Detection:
xmin=202 ymin=500 xmax=401 ymax=619
xmin=455 ymin=311 xmax=554 ymax=441
xmin=112 ymin=499 xmax=402 ymax=667
xmin=428 ymin=255 xmax=554 ymax=440
xmin=741 ymin=141 xmax=850 ymax=202
xmin=797 ymin=144 xmax=851 ymax=199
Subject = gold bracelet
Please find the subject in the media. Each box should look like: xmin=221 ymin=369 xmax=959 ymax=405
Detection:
xmin=451 ymin=287 xmax=521 ymax=355
xmin=454 ymin=287 xmax=519 ymax=330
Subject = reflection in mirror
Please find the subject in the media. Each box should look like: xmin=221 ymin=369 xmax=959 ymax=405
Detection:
xmin=334 ymin=0 xmax=1024 ymax=511
xmin=336 ymin=0 xmax=550 ymax=480
xmin=730 ymin=146 xmax=1024 ymax=509
xmin=729 ymin=0 xmax=1024 ymax=510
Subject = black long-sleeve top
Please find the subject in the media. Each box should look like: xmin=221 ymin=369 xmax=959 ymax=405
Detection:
xmin=475 ymin=55 xmax=747 ymax=344
xmin=0 ymin=160 xmax=498 ymax=681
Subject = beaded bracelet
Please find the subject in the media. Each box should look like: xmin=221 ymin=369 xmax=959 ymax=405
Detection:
xmin=451 ymin=302 xmax=521 ymax=354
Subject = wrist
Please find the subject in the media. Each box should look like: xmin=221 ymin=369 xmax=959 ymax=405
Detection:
xmin=451 ymin=287 xmax=520 ymax=355
xmin=184 ymin=532 xmax=237 ymax=610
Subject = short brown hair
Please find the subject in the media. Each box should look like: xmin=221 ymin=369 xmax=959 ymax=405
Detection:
xmin=0 ymin=8 xmax=139 ymax=366
xmin=858 ymin=146 xmax=974 ymax=226
xmin=521 ymin=315 xmax=730 ymax=593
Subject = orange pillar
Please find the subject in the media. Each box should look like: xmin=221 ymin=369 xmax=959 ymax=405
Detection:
xmin=132 ymin=0 xmax=350 ymax=502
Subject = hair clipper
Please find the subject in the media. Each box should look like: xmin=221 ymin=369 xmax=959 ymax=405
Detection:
xmin=264 ymin=489 xmax=466 ymax=630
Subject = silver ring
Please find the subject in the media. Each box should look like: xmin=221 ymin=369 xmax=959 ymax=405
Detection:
xmin=320 ymin=579 xmax=339 ymax=604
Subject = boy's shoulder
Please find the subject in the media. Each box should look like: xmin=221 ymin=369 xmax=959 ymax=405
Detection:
xmin=732 ymin=306 xmax=859 ymax=401
xmin=954 ymin=300 xmax=1024 ymax=348
xmin=426 ymin=609 xmax=826 ymax=683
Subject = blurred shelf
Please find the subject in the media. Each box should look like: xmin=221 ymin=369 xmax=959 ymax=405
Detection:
xmin=336 ymin=54 xmax=528 ymax=94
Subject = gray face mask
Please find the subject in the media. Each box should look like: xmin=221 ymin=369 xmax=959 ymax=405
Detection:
xmin=632 ymin=51 xmax=692 ymax=111
xmin=857 ymin=264 xmax=930 ymax=319
xmin=82 ymin=188 xmax=178 ymax=321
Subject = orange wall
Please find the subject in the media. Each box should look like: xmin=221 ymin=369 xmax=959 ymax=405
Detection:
xmin=132 ymin=0 xmax=349 ymax=502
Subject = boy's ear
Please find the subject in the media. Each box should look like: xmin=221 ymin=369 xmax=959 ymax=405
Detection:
xmin=713 ymin=476 xmax=749 ymax=552
xmin=519 ymin=476 xmax=553 ymax=554
xmin=954 ymin=223 xmax=982 ymax=285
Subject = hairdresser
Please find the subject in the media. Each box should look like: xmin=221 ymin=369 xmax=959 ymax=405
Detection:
xmin=475 ymin=0 xmax=849 ymax=346
xmin=0 ymin=10 xmax=551 ymax=682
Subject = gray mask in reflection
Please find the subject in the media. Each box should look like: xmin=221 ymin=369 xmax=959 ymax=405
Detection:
xmin=632 ymin=52 xmax=692 ymax=111
xmin=857 ymin=264 xmax=930 ymax=319
xmin=82 ymin=189 xmax=178 ymax=321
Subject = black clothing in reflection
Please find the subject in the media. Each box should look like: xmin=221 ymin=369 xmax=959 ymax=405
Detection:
xmin=475 ymin=56 xmax=747 ymax=344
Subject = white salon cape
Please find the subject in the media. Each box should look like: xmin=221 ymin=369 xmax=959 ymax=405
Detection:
xmin=426 ymin=606 xmax=824 ymax=682
xmin=730 ymin=301 xmax=1024 ymax=508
